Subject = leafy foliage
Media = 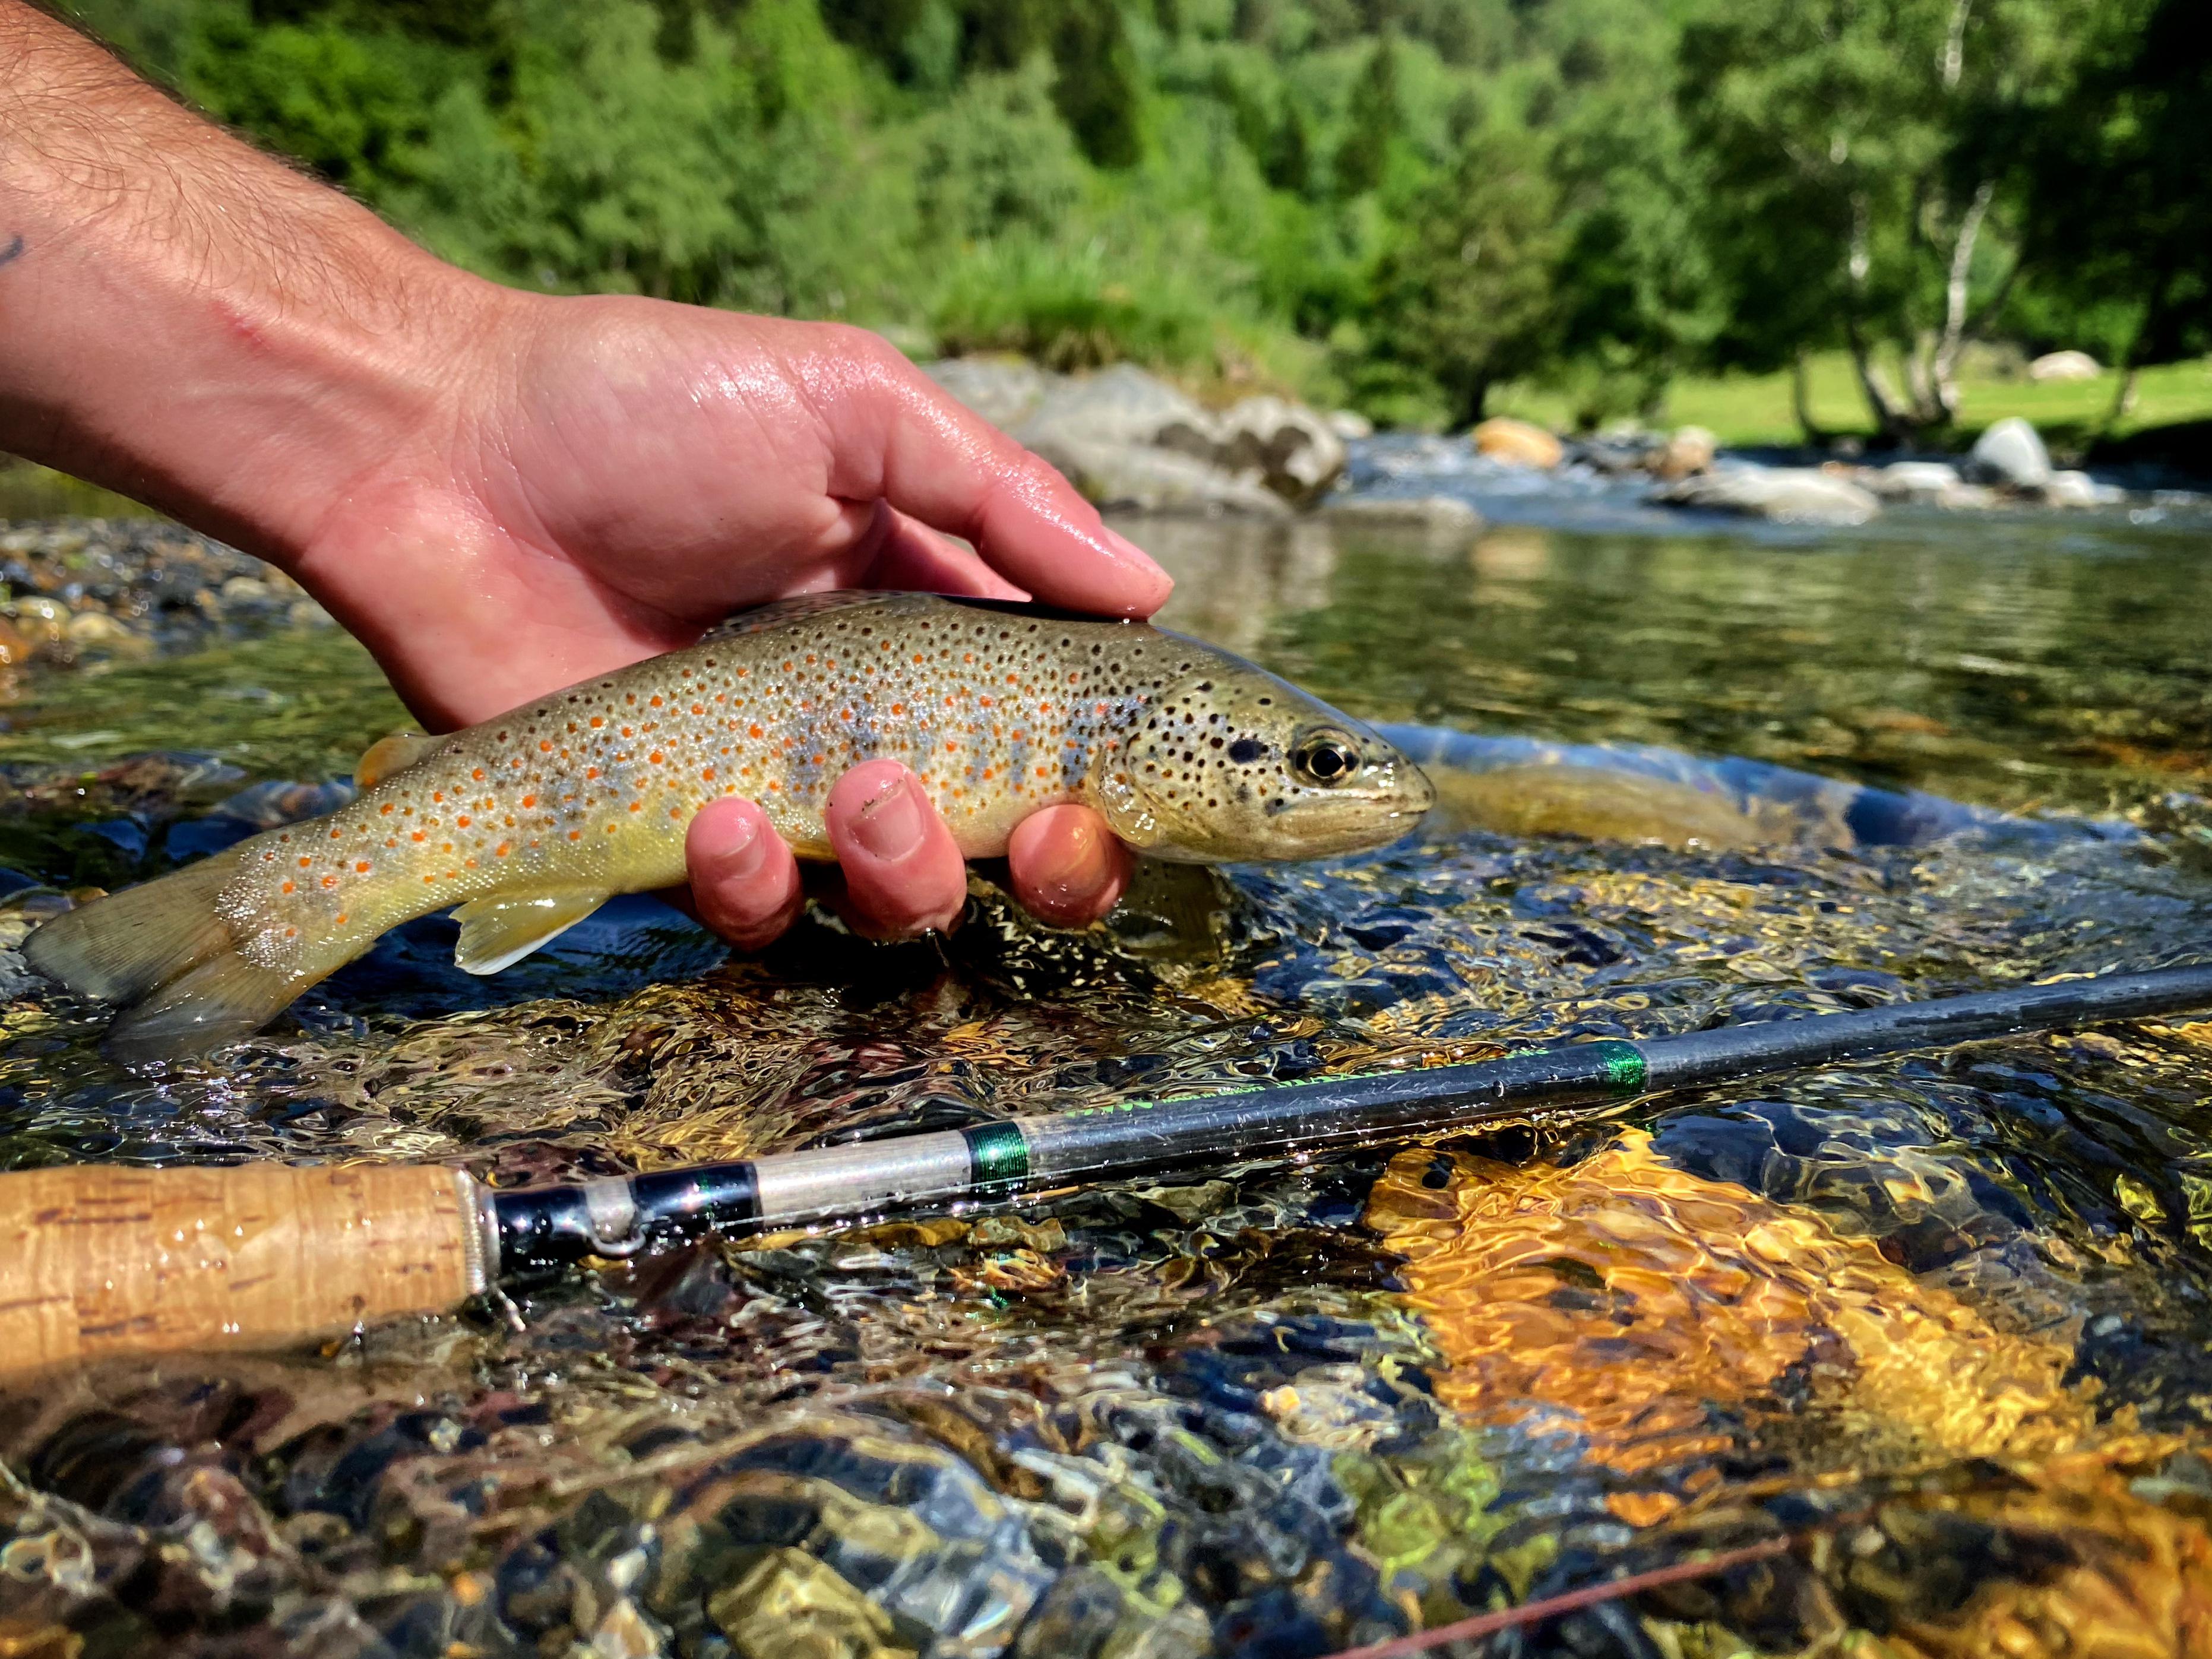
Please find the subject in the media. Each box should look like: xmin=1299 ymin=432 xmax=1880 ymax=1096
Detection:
xmin=62 ymin=0 xmax=2210 ymax=437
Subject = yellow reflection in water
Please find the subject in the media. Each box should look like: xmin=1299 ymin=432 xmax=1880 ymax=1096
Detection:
xmin=1368 ymin=1132 xmax=2088 ymax=1491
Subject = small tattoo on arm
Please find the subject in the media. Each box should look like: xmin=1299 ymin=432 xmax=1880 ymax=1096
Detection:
xmin=0 ymin=236 xmax=24 ymax=270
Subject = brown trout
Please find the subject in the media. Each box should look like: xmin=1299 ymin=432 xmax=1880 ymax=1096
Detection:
xmin=29 ymin=593 xmax=1433 ymax=1059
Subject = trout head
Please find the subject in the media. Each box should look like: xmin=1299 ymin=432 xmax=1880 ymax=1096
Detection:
xmin=1089 ymin=654 xmax=1434 ymax=862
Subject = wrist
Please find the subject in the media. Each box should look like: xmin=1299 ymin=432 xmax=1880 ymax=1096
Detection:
xmin=0 ymin=1 xmax=511 ymax=571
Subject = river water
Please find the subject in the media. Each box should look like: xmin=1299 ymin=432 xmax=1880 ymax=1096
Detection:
xmin=1 ymin=465 xmax=2210 ymax=1657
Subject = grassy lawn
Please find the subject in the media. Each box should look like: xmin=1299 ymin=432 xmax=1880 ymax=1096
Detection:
xmin=1492 ymin=351 xmax=2212 ymax=455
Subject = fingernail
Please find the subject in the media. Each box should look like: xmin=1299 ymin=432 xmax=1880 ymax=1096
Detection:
xmin=708 ymin=806 xmax=766 ymax=876
xmin=850 ymin=773 xmax=926 ymax=861
xmin=1102 ymin=527 xmax=1170 ymax=587
xmin=1034 ymin=816 xmax=1106 ymax=896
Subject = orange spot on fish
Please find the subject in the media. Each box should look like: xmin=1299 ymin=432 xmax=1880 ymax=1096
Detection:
xmin=280 ymin=880 xmax=295 ymax=894
xmin=457 ymin=815 xmax=471 ymax=828
xmin=335 ymin=913 xmax=347 ymax=925
xmin=495 ymin=841 xmax=511 ymax=857
xmin=321 ymin=875 xmax=338 ymax=889
xmin=521 ymin=795 xmax=537 ymax=808
xmin=380 ymin=803 xmax=394 ymax=815
xmin=650 ymin=695 xmax=663 ymax=707
xmin=354 ymin=860 xmax=371 ymax=873
xmin=701 ymin=767 xmax=716 ymax=781
xmin=298 ymin=856 xmax=312 ymax=868
xmin=890 ymin=702 xmax=904 ymax=715
xmin=471 ymin=768 xmax=485 ymax=781
xmin=748 ymin=723 xmax=764 ymax=739
xmin=411 ymin=831 xmax=426 ymax=842
xmin=649 ymin=752 xmax=663 ymax=765
xmin=629 ymin=802 xmax=643 ymax=813
xmin=588 ymin=718 xmax=604 ymax=730
xmin=568 ymin=830 xmax=582 ymax=840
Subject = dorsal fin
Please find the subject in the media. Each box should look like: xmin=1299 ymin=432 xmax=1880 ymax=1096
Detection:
xmin=695 ymin=591 xmax=903 ymax=645
xmin=355 ymin=730 xmax=442 ymax=790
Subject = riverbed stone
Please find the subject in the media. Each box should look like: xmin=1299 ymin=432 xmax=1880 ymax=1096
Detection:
xmin=1014 ymin=363 xmax=1211 ymax=454
xmin=1206 ymin=395 xmax=1350 ymax=503
xmin=1023 ymin=435 xmax=1292 ymax=517
xmin=923 ymin=356 xmax=1050 ymax=430
xmin=1967 ymin=417 xmax=2053 ymax=489
xmin=1650 ymin=466 xmax=1880 ymax=525
xmin=2029 ymin=350 xmax=2102 ymax=382
xmin=2043 ymin=468 xmax=2121 ymax=508
xmin=1650 ymin=425 xmax=1717 ymax=480
xmin=1469 ymin=416 xmax=1564 ymax=469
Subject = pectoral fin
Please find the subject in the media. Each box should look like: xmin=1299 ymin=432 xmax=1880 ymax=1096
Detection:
xmin=356 ymin=730 xmax=441 ymax=789
xmin=452 ymin=891 xmax=610 ymax=975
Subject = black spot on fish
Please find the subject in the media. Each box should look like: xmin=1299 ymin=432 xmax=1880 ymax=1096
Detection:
xmin=1229 ymin=738 xmax=1267 ymax=764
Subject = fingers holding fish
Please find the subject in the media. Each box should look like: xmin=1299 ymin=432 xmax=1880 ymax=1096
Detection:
xmin=825 ymin=759 xmax=969 ymax=941
xmin=1007 ymin=805 xmax=1132 ymax=929
xmin=682 ymin=796 xmax=804 ymax=952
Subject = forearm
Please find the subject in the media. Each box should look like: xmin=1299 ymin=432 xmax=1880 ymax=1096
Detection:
xmin=0 ymin=1 xmax=496 ymax=565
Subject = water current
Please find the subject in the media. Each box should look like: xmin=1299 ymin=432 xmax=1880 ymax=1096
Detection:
xmin=1 ymin=457 xmax=2210 ymax=1656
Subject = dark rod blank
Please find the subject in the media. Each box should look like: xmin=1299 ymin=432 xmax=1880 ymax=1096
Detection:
xmin=492 ymin=961 xmax=2212 ymax=1274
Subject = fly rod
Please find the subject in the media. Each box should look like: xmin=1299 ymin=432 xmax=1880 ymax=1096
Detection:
xmin=6 ymin=961 xmax=2212 ymax=1378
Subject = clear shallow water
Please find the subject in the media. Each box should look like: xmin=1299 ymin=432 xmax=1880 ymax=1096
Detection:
xmin=1 ymin=498 xmax=2210 ymax=1656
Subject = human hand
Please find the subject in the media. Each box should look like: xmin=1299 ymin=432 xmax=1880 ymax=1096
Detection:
xmin=0 ymin=4 xmax=1156 ymax=944
xmin=292 ymin=295 xmax=1157 ymax=944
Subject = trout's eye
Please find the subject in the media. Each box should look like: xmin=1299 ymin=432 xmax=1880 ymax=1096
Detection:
xmin=1290 ymin=730 xmax=1361 ymax=787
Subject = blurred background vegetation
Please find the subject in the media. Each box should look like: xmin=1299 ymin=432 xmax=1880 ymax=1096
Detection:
xmin=60 ymin=0 xmax=2212 ymax=447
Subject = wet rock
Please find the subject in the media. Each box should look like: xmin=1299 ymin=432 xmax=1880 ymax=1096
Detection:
xmin=2042 ymin=468 xmax=2122 ymax=508
xmin=1649 ymin=425 xmax=1717 ymax=480
xmin=1022 ymin=436 xmax=1291 ymax=518
xmin=1650 ymin=466 xmax=1879 ymax=525
xmin=1014 ymin=363 xmax=1211 ymax=455
xmin=1469 ymin=417 xmax=1564 ymax=470
xmin=1966 ymin=417 xmax=2053 ymax=490
xmin=1196 ymin=395 xmax=1349 ymax=504
xmin=929 ymin=359 xmax=1352 ymax=511
xmin=925 ymin=356 xmax=1052 ymax=431
xmin=1326 ymin=410 xmax=1374 ymax=441
xmin=2028 ymin=350 xmax=2102 ymax=382
xmin=1317 ymin=493 xmax=1483 ymax=541
xmin=1862 ymin=460 xmax=1961 ymax=501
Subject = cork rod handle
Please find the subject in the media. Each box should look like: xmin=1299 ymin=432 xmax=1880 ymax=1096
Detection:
xmin=0 ymin=1163 xmax=491 ymax=1378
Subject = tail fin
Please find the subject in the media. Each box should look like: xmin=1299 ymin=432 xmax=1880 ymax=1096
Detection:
xmin=23 ymin=856 xmax=313 ymax=1063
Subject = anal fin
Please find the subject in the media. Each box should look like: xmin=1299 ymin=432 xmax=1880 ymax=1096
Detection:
xmin=452 ymin=891 xmax=610 ymax=975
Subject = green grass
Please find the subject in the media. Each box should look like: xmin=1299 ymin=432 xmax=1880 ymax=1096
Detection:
xmin=1491 ymin=352 xmax=2212 ymax=455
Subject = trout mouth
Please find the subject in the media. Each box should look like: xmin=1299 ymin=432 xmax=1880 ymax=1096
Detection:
xmin=1103 ymin=752 xmax=1436 ymax=863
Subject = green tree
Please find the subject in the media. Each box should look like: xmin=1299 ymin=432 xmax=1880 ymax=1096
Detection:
xmin=2016 ymin=0 xmax=2211 ymax=416
xmin=1363 ymin=127 xmax=1560 ymax=424
xmin=1050 ymin=0 xmax=1143 ymax=166
xmin=1678 ymin=0 xmax=2072 ymax=441
xmin=1333 ymin=33 xmax=1398 ymax=194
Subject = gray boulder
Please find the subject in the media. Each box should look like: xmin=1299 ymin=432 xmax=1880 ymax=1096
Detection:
xmin=1014 ymin=363 xmax=1211 ymax=453
xmin=1650 ymin=466 xmax=1880 ymax=525
xmin=923 ymin=357 xmax=1050 ymax=430
xmin=1024 ymin=436 xmax=1291 ymax=517
xmin=1205 ymin=396 xmax=1350 ymax=504
xmin=2043 ymin=468 xmax=2122 ymax=508
xmin=1966 ymin=417 xmax=2053 ymax=489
